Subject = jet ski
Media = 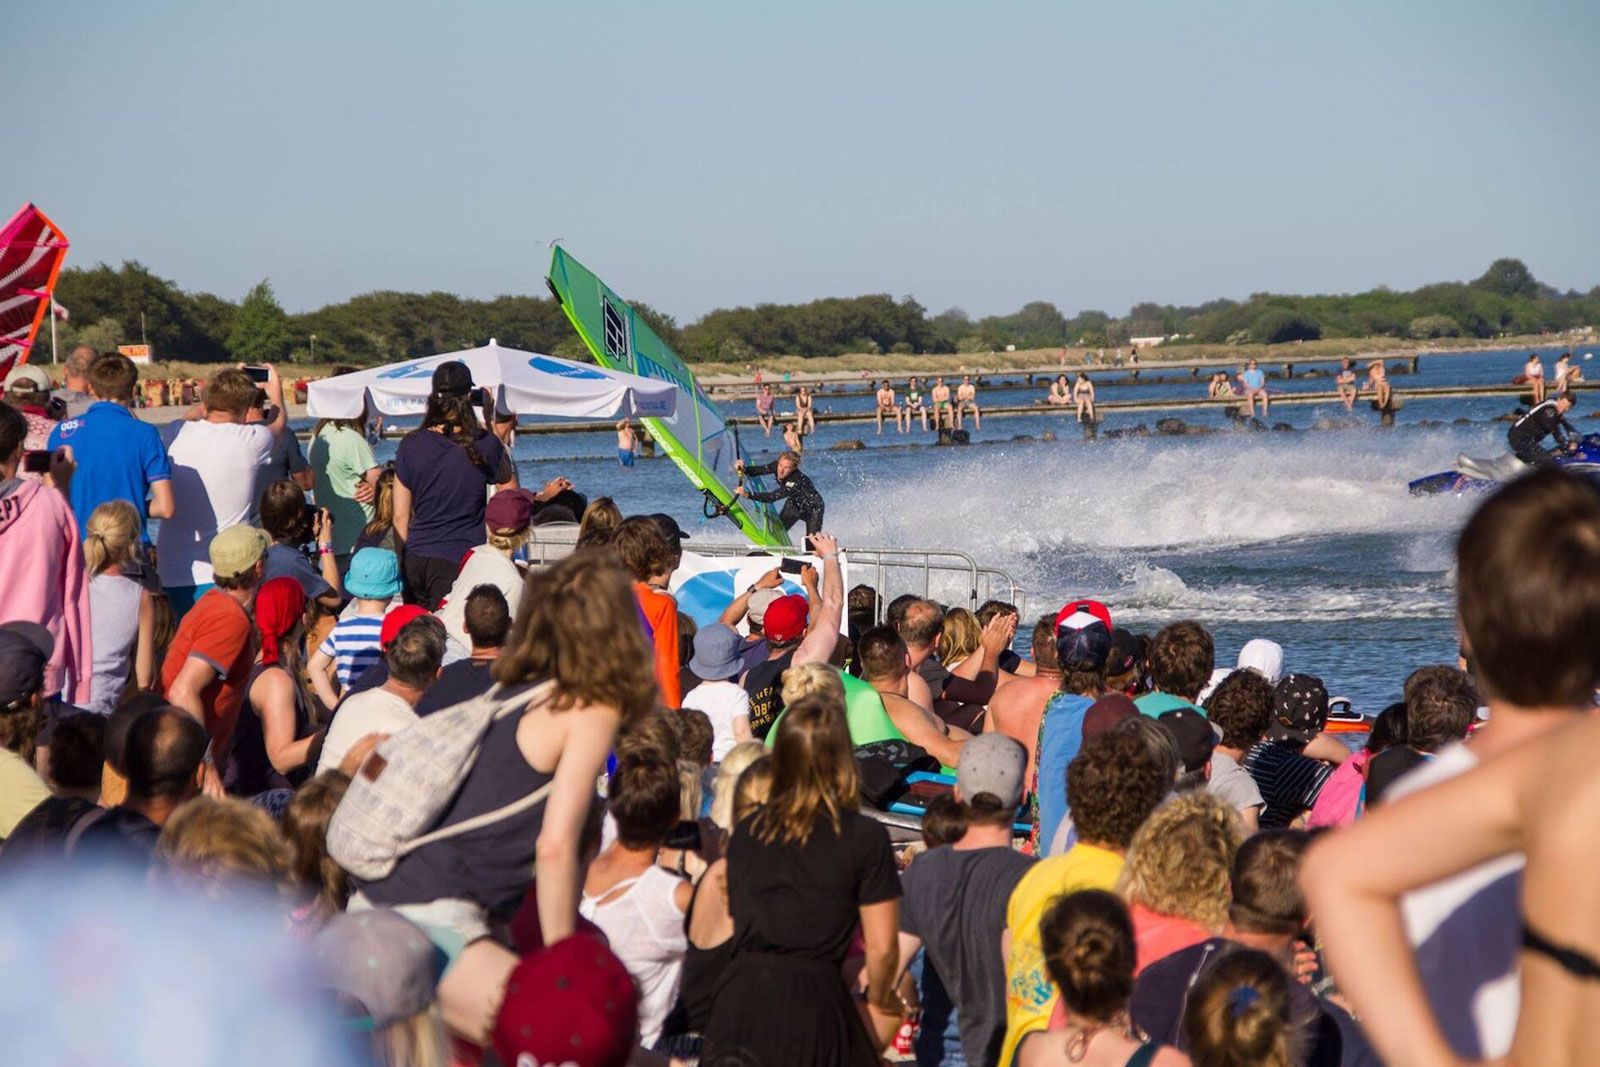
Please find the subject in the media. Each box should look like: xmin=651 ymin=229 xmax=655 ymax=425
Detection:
xmin=1409 ymin=432 xmax=1600 ymax=495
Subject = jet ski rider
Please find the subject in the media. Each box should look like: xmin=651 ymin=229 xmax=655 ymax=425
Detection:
xmin=1507 ymin=392 xmax=1580 ymax=467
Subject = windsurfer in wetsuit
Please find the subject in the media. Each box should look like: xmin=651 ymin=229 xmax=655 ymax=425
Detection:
xmin=734 ymin=450 xmax=825 ymax=535
xmin=1507 ymin=393 xmax=1579 ymax=467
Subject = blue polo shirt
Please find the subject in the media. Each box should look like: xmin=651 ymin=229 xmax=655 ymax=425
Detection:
xmin=47 ymin=401 xmax=172 ymax=539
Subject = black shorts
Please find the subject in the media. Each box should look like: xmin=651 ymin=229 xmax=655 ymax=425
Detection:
xmin=403 ymin=553 xmax=459 ymax=610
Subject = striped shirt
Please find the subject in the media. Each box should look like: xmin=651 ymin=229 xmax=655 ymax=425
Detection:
xmin=1243 ymin=740 xmax=1334 ymax=829
xmin=318 ymin=615 xmax=385 ymax=690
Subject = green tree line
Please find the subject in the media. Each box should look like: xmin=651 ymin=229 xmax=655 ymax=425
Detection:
xmin=44 ymin=257 xmax=1599 ymax=367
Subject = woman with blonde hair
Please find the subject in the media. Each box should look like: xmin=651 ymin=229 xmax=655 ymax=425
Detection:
xmin=83 ymin=500 xmax=156 ymax=714
xmin=702 ymin=694 xmax=903 ymax=1065
xmin=1118 ymin=791 xmax=1242 ymax=973
xmin=351 ymin=467 xmax=399 ymax=556
xmin=353 ymin=548 xmax=659 ymax=1044
xmin=781 ymin=659 xmax=846 ymax=708
xmin=578 ymin=495 xmax=623 ymax=543
xmin=709 ymin=740 xmax=769 ymax=833
xmin=1183 ymin=948 xmax=1295 ymax=1067
xmin=434 ymin=487 xmax=532 ymax=652
xmin=938 ymin=607 xmax=983 ymax=672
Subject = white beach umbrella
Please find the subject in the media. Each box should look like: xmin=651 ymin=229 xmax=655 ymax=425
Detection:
xmin=305 ymin=338 xmax=677 ymax=420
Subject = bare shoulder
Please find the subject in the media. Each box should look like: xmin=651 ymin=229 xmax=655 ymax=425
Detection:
xmin=1151 ymin=1046 xmax=1191 ymax=1066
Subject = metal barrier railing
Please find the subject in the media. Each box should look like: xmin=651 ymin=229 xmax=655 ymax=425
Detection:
xmin=527 ymin=529 xmax=1026 ymax=619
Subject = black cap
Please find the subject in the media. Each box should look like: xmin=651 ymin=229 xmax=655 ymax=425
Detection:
xmin=1272 ymin=673 xmax=1329 ymax=743
xmin=0 ymin=622 xmax=52 ymax=704
xmin=1158 ymin=707 xmax=1217 ymax=773
xmin=647 ymin=513 xmax=692 ymax=541
xmin=430 ymin=360 xmax=473 ymax=399
xmin=1106 ymin=627 xmax=1140 ymax=677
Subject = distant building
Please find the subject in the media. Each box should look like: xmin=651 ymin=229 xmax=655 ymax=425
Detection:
xmin=1129 ymin=336 xmax=1167 ymax=347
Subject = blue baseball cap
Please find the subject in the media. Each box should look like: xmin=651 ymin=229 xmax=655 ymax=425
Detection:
xmin=1055 ymin=598 xmax=1113 ymax=671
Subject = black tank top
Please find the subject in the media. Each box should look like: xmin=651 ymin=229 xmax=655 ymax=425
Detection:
xmin=223 ymin=664 xmax=310 ymax=797
xmin=358 ymin=681 xmax=554 ymax=918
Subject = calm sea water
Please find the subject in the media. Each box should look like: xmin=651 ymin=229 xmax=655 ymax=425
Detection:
xmin=356 ymin=345 xmax=1593 ymax=713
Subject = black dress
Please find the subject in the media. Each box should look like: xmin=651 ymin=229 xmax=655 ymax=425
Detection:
xmin=699 ymin=808 xmax=900 ymax=1067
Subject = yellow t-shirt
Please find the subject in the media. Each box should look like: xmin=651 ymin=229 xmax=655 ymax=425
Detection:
xmin=0 ymin=747 xmax=50 ymax=840
xmin=998 ymin=843 xmax=1125 ymax=1067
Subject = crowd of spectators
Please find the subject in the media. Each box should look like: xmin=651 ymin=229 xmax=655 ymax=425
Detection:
xmin=2 ymin=349 xmax=1597 ymax=1067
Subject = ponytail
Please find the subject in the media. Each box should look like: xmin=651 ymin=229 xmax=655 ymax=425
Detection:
xmin=1183 ymin=948 xmax=1295 ymax=1067
xmin=83 ymin=500 xmax=141 ymax=577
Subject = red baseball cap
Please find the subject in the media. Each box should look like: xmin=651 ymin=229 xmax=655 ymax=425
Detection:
xmin=493 ymin=933 xmax=638 ymax=1067
xmin=762 ymin=593 xmax=810 ymax=644
xmin=380 ymin=605 xmax=430 ymax=649
xmin=1055 ymin=598 xmax=1112 ymax=633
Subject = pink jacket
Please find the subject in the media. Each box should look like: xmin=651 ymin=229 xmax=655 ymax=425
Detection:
xmin=0 ymin=478 xmax=92 ymax=703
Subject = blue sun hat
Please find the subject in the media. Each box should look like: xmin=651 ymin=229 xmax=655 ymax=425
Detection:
xmin=344 ymin=548 xmax=402 ymax=600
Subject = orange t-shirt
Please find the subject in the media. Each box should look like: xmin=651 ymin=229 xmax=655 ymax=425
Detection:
xmin=634 ymin=582 xmax=682 ymax=708
xmin=160 ymin=588 xmax=258 ymax=753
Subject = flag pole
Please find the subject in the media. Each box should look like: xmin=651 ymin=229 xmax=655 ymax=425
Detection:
xmin=50 ymin=297 xmax=58 ymax=364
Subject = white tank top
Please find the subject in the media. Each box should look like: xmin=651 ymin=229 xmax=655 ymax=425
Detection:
xmin=88 ymin=573 xmax=143 ymax=714
xmin=579 ymin=864 xmax=688 ymax=1047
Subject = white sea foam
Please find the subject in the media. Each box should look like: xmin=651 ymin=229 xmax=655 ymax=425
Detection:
xmin=829 ymin=428 xmax=1477 ymax=625
xmin=834 ymin=429 xmax=1478 ymax=556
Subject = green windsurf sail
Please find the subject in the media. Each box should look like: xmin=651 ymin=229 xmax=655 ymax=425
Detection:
xmin=547 ymin=247 xmax=791 ymax=546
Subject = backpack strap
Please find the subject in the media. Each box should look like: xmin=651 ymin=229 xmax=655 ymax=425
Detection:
xmin=63 ymin=806 xmax=111 ymax=856
xmin=396 ymin=778 xmax=555 ymax=858
xmin=392 ymin=679 xmax=559 ymax=858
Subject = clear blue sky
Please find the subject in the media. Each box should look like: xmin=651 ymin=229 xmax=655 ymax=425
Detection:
xmin=12 ymin=0 xmax=1599 ymax=322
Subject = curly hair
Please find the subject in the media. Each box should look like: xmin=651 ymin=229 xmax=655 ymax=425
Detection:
xmin=1067 ymin=727 xmax=1172 ymax=849
xmin=1148 ymin=620 xmax=1215 ymax=701
xmin=1204 ymin=669 xmax=1276 ymax=751
xmin=780 ymin=661 xmax=845 ymax=709
xmin=1117 ymin=791 xmax=1243 ymax=933
xmin=0 ymin=702 xmax=43 ymax=765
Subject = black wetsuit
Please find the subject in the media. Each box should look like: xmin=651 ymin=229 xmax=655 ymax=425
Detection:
xmin=1507 ymin=401 xmax=1576 ymax=467
xmin=742 ymin=462 xmax=825 ymax=535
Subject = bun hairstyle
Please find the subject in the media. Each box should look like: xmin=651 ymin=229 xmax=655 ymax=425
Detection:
xmin=1039 ymin=889 xmax=1137 ymax=1025
xmin=84 ymin=499 xmax=141 ymax=576
xmin=1183 ymin=948 xmax=1294 ymax=1067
